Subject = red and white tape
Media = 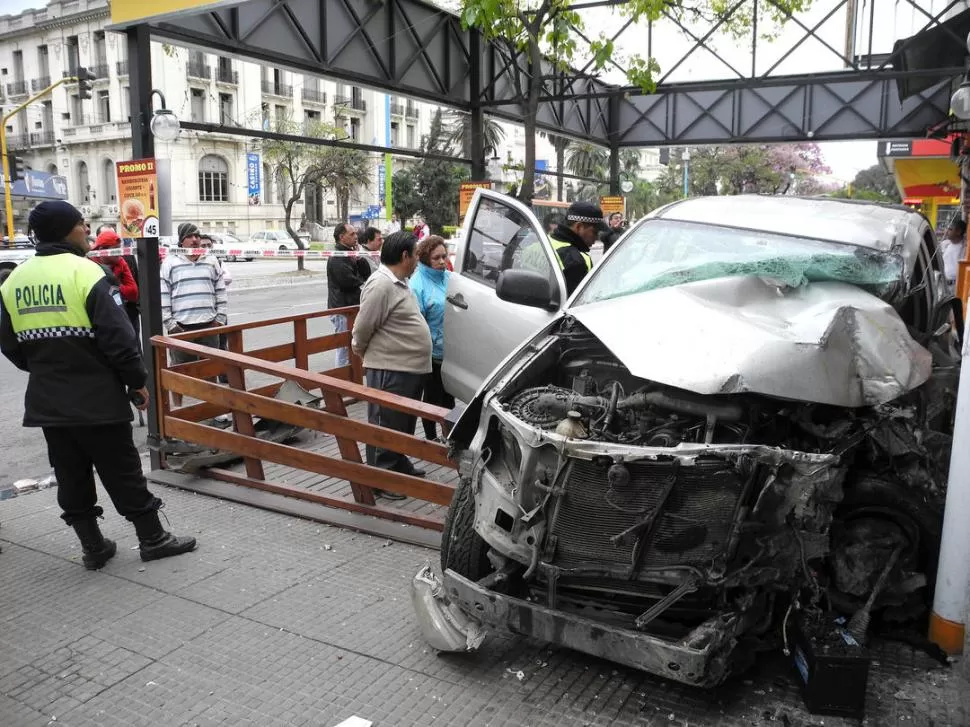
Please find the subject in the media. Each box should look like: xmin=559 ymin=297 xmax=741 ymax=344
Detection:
xmin=87 ymin=245 xmax=382 ymax=259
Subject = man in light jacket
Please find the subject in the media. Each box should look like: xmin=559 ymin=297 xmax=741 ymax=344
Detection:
xmin=352 ymin=231 xmax=432 ymax=498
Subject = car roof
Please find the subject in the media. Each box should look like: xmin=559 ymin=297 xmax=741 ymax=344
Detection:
xmin=652 ymin=196 xmax=928 ymax=256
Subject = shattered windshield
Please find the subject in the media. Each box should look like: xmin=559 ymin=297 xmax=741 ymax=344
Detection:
xmin=574 ymin=219 xmax=903 ymax=306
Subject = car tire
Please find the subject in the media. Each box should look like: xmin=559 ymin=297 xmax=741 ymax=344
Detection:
xmin=279 ymin=245 xmax=288 ymax=252
xmin=440 ymin=473 xmax=491 ymax=580
xmin=245 ymin=258 xmax=253 ymax=262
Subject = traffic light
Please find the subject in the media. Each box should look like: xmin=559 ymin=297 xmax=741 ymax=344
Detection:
xmin=7 ymin=151 xmax=26 ymax=181
xmin=76 ymin=66 xmax=95 ymax=100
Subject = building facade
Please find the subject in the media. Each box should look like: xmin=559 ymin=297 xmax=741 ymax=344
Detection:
xmin=0 ymin=0 xmax=434 ymax=238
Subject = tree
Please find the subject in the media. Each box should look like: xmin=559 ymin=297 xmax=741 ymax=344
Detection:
xmin=458 ymin=0 xmax=809 ymax=202
xmin=445 ymin=110 xmax=507 ymax=160
xmin=260 ymin=114 xmax=371 ymax=269
xmin=655 ymin=143 xmax=832 ymax=199
xmin=391 ymin=110 xmax=469 ymax=232
xmin=847 ymin=164 xmax=901 ymax=203
xmin=566 ymin=143 xmax=609 ymax=199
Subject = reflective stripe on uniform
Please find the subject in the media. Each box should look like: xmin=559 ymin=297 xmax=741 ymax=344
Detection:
xmin=0 ymin=253 xmax=105 ymax=337
xmin=550 ymin=239 xmax=592 ymax=272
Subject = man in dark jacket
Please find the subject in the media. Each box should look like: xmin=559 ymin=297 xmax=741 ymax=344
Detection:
xmin=551 ymin=201 xmax=607 ymax=296
xmin=0 ymin=201 xmax=196 ymax=570
xmin=600 ymin=212 xmax=624 ymax=253
xmin=327 ymin=223 xmax=372 ymax=369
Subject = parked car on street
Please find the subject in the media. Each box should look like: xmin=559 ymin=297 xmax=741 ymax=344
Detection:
xmin=203 ymin=232 xmax=245 ymax=261
xmin=415 ymin=190 xmax=959 ymax=688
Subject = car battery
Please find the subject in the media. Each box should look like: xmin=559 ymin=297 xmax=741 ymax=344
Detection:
xmin=788 ymin=614 xmax=871 ymax=720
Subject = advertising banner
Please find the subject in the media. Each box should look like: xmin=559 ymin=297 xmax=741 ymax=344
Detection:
xmin=115 ymin=158 xmax=160 ymax=238
xmin=459 ymin=181 xmax=492 ymax=219
xmin=247 ymin=152 xmax=261 ymax=206
xmin=599 ymin=195 xmax=626 ymax=216
xmin=378 ymin=163 xmax=386 ymax=204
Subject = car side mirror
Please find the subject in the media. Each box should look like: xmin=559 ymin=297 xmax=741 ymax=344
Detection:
xmin=496 ymin=269 xmax=558 ymax=311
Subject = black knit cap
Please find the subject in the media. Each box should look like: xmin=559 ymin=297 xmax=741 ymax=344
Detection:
xmin=28 ymin=200 xmax=84 ymax=243
xmin=565 ymin=201 xmax=608 ymax=232
xmin=178 ymin=222 xmax=201 ymax=243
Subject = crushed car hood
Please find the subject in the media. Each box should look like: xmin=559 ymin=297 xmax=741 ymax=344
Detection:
xmin=569 ymin=276 xmax=932 ymax=407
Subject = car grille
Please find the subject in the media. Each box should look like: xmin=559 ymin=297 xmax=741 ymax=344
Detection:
xmin=550 ymin=457 xmax=743 ymax=573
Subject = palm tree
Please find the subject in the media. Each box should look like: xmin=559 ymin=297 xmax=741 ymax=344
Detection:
xmin=540 ymin=132 xmax=572 ymax=201
xmin=620 ymin=150 xmax=643 ymax=182
xmin=444 ymin=111 xmax=506 ymax=162
xmin=566 ymin=143 xmax=609 ymax=200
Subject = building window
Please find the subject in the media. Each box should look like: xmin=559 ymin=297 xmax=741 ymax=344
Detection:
xmin=120 ymin=87 xmax=130 ymax=121
xmin=406 ymin=124 xmax=415 ymax=149
xmin=77 ymin=160 xmax=90 ymax=203
xmin=12 ymin=50 xmax=23 ymax=81
xmin=190 ymin=89 xmax=205 ymax=122
xmin=275 ymin=104 xmax=286 ymax=124
xmin=218 ymin=93 xmax=233 ymax=125
xmin=70 ymin=94 xmax=83 ymax=125
xmin=102 ymin=158 xmax=116 ymax=201
xmin=198 ymin=155 xmax=229 ymax=202
xmin=349 ymin=117 xmax=360 ymax=142
xmin=97 ymin=90 xmax=110 ymax=123
xmin=65 ymin=36 xmax=79 ymax=75
xmin=262 ymin=162 xmax=273 ymax=204
xmin=390 ymin=122 xmax=399 ymax=147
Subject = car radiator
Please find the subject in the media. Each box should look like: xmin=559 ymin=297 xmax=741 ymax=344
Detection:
xmin=549 ymin=457 xmax=744 ymax=574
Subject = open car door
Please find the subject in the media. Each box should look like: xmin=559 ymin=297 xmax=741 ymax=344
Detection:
xmin=442 ymin=189 xmax=567 ymax=403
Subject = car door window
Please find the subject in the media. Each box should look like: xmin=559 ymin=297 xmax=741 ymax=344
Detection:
xmin=462 ymin=196 xmax=557 ymax=293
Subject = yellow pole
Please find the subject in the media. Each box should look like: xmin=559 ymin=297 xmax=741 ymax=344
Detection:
xmin=2 ymin=77 xmax=78 ymax=245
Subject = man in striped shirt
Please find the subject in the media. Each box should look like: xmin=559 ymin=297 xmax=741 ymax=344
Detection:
xmin=161 ymin=223 xmax=228 ymax=405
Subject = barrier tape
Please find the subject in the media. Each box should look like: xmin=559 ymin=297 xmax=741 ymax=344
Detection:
xmin=85 ymin=245 xmax=383 ymax=259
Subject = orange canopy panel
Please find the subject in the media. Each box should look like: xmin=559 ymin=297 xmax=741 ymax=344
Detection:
xmin=894 ymin=158 xmax=961 ymax=200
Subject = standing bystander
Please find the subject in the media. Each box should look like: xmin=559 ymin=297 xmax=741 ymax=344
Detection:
xmin=410 ymin=236 xmax=456 ymax=440
xmin=327 ymin=223 xmax=372 ymax=369
xmin=352 ymin=231 xmax=432 ymax=498
xmin=361 ymin=226 xmax=384 ymax=273
xmin=160 ymin=223 xmax=227 ymax=407
xmin=92 ymin=228 xmax=140 ymax=337
xmin=941 ymin=218 xmax=967 ymax=294
xmin=0 ymin=201 xmax=196 ymax=568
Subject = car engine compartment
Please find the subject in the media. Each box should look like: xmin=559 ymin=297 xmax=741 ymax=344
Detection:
xmin=441 ymin=316 xmax=955 ymax=686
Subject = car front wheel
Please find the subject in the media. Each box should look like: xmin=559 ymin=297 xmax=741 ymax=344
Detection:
xmin=440 ymin=473 xmax=491 ymax=580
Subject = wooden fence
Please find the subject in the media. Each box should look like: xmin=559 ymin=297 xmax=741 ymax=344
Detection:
xmin=151 ymin=305 xmax=456 ymax=530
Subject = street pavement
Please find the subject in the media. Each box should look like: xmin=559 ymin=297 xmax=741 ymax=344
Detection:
xmin=0 ymin=274 xmax=333 ymax=486
xmin=1 ymin=484 xmax=967 ymax=727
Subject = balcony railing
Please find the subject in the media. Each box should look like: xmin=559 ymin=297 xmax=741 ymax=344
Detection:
xmin=31 ymin=76 xmax=52 ymax=91
xmin=215 ymin=67 xmax=238 ymax=84
xmin=116 ymin=60 xmax=129 ymax=76
xmin=334 ymin=95 xmax=366 ymax=112
xmin=91 ymin=63 xmax=109 ymax=79
xmin=262 ymin=80 xmax=293 ymax=97
xmin=187 ymin=61 xmax=212 ymax=80
xmin=6 ymin=134 xmax=31 ymax=150
xmin=302 ymin=87 xmax=326 ymax=104
xmin=390 ymin=103 xmax=404 ymax=116
xmin=405 ymin=105 xmax=418 ymax=120
xmin=29 ymin=130 xmax=55 ymax=147
xmin=6 ymin=80 xmax=28 ymax=96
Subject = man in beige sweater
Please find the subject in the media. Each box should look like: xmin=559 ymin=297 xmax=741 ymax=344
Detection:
xmin=352 ymin=230 xmax=433 ymax=497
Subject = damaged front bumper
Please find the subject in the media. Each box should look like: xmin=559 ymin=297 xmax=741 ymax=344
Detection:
xmin=439 ymin=568 xmax=746 ymax=687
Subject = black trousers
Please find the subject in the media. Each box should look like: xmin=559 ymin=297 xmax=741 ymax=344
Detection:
xmin=43 ymin=423 xmax=161 ymax=525
xmin=365 ymin=368 xmax=424 ymax=473
xmin=422 ymin=360 xmax=456 ymax=440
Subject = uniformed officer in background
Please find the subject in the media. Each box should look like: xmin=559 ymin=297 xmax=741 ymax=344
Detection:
xmin=549 ymin=201 xmax=608 ymax=296
xmin=0 ymin=201 xmax=196 ymax=570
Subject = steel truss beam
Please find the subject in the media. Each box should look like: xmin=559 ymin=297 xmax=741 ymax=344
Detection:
xmin=112 ymin=0 xmax=960 ymax=150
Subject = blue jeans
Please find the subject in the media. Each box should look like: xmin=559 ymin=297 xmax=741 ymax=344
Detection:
xmin=330 ymin=314 xmax=350 ymax=368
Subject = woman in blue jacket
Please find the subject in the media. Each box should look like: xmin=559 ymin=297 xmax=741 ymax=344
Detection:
xmin=410 ymin=235 xmax=455 ymax=440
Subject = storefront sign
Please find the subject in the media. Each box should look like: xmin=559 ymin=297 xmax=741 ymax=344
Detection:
xmin=459 ymin=181 xmax=492 ymax=218
xmin=116 ymin=158 xmax=159 ymax=238
xmin=599 ymin=195 xmax=625 ymax=216
xmin=247 ymin=153 xmax=261 ymax=206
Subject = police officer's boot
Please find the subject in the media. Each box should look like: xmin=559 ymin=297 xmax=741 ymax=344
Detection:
xmin=71 ymin=519 xmax=117 ymax=570
xmin=132 ymin=510 xmax=196 ymax=562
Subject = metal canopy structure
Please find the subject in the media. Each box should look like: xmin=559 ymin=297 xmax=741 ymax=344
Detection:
xmin=112 ymin=0 xmax=961 ymax=151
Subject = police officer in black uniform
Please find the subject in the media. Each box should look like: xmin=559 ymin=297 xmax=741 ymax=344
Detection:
xmin=550 ymin=201 xmax=608 ymax=296
xmin=0 ymin=201 xmax=196 ymax=570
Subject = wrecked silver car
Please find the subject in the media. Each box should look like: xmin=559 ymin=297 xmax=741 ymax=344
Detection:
xmin=419 ymin=195 xmax=959 ymax=687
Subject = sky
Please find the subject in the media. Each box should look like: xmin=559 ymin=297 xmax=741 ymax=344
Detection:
xmin=2 ymin=0 xmax=944 ymax=182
